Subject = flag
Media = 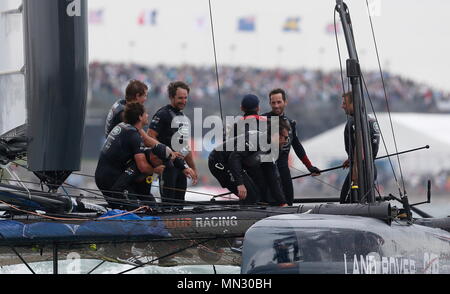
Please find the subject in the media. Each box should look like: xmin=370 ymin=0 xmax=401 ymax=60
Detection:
xmin=138 ymin=9 xmax=158 ymax=26
xmin=282 ymin=17 xmax=301 ymax=32
xmin=89 ymin=9 xmax=104 ymax=25
xmin=195 ymin=16 xmax=207 ymax=31
xmin=238 ymin=16 xmax=255 ymax=32
xmin=325 ymin=22 xmax=342 ymax=34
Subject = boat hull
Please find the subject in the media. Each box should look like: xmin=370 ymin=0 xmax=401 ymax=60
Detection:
xmin=241 ymin=214 xmax=450 ymax=274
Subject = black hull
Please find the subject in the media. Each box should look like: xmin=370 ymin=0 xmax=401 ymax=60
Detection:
xmin=241 ymin=214 xmax=450 ymax=274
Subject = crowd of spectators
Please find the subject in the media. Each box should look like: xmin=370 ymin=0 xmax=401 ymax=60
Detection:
xmin=89 ymin=62 xmax=450 ymax=139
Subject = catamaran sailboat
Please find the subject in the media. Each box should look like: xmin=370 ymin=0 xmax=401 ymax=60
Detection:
xmin=0 ymin=0 xmax=449 ymax=274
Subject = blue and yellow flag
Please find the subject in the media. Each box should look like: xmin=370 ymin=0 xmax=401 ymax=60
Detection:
xmin=283 ymin=17 xmax=301 ymax=32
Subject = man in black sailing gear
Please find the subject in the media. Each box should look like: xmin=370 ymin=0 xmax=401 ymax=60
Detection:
xmin=105 ymin=80 xmax=149 ymax=137
xmin=96 ymin=103 xmax=177 ymax=210
xmin=104 ymin=79 xmax=162 ymax=150
xmin=340 ymin=92 xmax=380 ymax=203
xmin=262 ymin=88 xmax=321 ymax=206
xmin=209 ymin=95 xmax=289 ymax=206
xmin=148 ymin=81 xmax=198 ymax=206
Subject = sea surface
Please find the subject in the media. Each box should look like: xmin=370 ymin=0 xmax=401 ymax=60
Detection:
xmin=0 ymin=260 xmax=240 ymax=274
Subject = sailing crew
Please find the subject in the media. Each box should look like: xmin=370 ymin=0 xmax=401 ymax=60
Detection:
xmin=340 ymin=92 xmax=380 ymax=203
xmin=262 ymin=88 xmax=321 ymax=206
xmin=148 ymin=81 xmax=198 ymax=205
xmin=209 ymin=96 xmax=289 ymax=206
xmin=95 ymin=103 xmax=162 ymax=209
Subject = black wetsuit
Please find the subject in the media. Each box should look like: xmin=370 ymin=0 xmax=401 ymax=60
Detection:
xmin=105 ymin=99 xmax=126 ymax=138
xmin=340 ymin=116 xmax=380 ymax=203
xmin=208 ymin=131 xmax=287 ymax=205
xmin=149 ymin=105 xmax=190 ymax=204
xmin=263 ymin=112 xmax=314 ymax=206
xmin=95 ymin=122 xmax=154 ymax=210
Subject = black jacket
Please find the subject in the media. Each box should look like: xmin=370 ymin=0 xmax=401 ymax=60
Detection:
xmin=263 ymin=111 xmax=311 ymax=168
xmin=104 ymin=99 xmax=126 ymax=138
xmin=211 ymin=131 xmax=268 ymax=185
xmin=344 ymin=115 xmax=381 ymax=161
xmin=149 ymin=104 xmax=190 ymax=152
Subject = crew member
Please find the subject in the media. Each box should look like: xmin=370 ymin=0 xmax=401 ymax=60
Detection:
xmin=209 ymin=109 xmax=290 ymax=206
xmin=340 ymin=92 xmax=380 ymax=203
xmin=148 ymin=81 xmax=198 ymax=205
xmin=263 ymin=88 xmax=321 ymax=206
xmin=105 ymin=80 xmax=148 ymax=137
xmin=95 ymin=103 xmax=160 ymax=210
xmin=104 ymin=79 xmax=161 ymax=149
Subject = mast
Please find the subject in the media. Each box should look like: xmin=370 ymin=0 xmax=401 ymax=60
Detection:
xmin=335 ymin=0 xmax=375 ymax=203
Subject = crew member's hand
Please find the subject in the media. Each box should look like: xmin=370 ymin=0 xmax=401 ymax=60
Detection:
xmin=153 ymin=165 xmax=165 ymax=175
xmin=166 ymin=148 xmax=176 ymax=161
xmin=173 ymin=152 xmax=185 ymax=159
xmin=191 ymin=169 xmax=199 ymax=185
xmin=308 ymin=166 xmax=321 ymax=176
xmin=183 ymin=168 xmax=198 ymax=185
xmin=237 ymin=184 xmax=247 ymax=200
xmin=342 ymin=159 xmax=350 ymax=169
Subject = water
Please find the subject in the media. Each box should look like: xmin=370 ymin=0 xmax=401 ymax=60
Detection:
xmin=0 ymin=259 xmax=240 ymax=274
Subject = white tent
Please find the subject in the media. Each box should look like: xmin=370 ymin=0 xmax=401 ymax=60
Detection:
xmin=291 ymin=113 xmax=450 ymax=176
xmin=0 ymin=0 xmax=26 ymax=135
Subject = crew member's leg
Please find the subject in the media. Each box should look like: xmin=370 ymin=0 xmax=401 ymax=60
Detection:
xmin=160 ymin=165 xmax=186 ymax=205
xmin=277 ymin=163 xmax=294 ymax=206
xmin=260 ymin=162 xmax=287 ymax=206
xmin=99 ymin=161 xmax=153 ymax=210
xmin=131 ymin=180 xmax=156 ymax=205
xmin=246 ymin=166 xmax=269 ymax=203
xmin=174 ymin=170 xmax=187 ymax=201
xmin=95 ymin=165 xmax=130 ymax=209
xmin=340 ymin=172 xmax=351 ymax=204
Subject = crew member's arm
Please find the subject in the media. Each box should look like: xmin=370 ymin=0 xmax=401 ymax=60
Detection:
xmin=291 ymin=121 xmax=320 ymax=175
xmin=130 ymin=132 xmax=154 ymax=175
xmin=140 ymin=129 xmax=160 ymax=148
xmin=134 ymin=153 xmax=154 ymax=175
xmin=183 ymin=152 xmax=198 ymax=185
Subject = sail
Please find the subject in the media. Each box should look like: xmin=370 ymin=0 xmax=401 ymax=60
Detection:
xmin=23 ymin=0 xmax=88 ymax=174
xmin=0 ymin=0 xmax=26 ymax=136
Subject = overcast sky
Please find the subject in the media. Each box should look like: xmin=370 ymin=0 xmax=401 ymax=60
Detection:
xmin=87 ymin=0 xmax=450 ymax=92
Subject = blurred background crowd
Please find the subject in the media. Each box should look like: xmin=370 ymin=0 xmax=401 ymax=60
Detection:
xmin=81 ymin=62 xmax=450 ymax=199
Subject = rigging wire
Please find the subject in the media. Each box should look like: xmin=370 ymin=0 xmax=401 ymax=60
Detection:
xmin=1 ymin=176 xmax=307 ymax=217
xmin=334 ymin=8 xmax=346 ymax=94
xmin=7 ymin=162 xmax=238 ymax=206
xmin=208 ymin=0 xmax=225 ymax=126
xmin=360 ymin=73 xmax=404 ymax=196
xmin=289 ymin=165 xmax=342 ymax=193
xmin=364 ymin=0 xmax=407 ymax=197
